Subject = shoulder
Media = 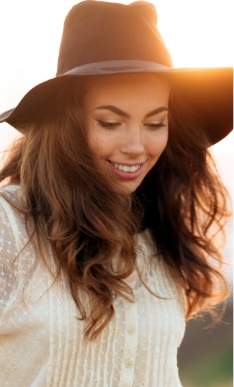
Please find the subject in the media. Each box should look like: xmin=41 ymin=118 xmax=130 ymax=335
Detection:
xmin=0 ymin=184 xmax=54 ymax=274
xmin=0 ymin=185 xmax=27 ymax=307
xmin=0 ymin=184 xmax=22 ymax=212
xmin=0 ymin=184 xmax=31 ymax=261
xmin=0 ymin=184 xmax=26 ymax=245
xmin=0 ymin=184 xmax=21 ymax=224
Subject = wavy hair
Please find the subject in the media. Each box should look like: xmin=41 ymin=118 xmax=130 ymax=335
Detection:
xmin=0 ymin=76 xmax=230 ymax=339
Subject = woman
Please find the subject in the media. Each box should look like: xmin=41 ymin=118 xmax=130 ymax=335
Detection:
xmin=0 ymin=1 xmax=232 ymax=386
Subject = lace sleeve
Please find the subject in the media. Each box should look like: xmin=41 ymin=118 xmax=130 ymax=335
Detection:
xmin=0 ymin=188 xmax=51 ymax=385
xmin=0 ymin=189 xmax=34 ymax=324
xmin=0 ymin=195 xmax=21 ymax=311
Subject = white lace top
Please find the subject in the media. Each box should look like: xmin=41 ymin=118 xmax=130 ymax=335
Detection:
xmin=0 ymin=185 xmax=185 ymax=387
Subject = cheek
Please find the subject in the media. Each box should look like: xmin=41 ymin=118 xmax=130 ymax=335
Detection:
xmin=88 ymin=132 xmax=112 ymax=160
xmin=150 ymin=131 xmax=168 ymax=159
xmin=87 ymin=126 xmax=102 ymax=156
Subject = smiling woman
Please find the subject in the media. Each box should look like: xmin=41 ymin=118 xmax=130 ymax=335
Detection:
xmin=83 ymin=73 xmax=169 ymax=194
xmin=0 ymin=2 xmax=232 ymax=387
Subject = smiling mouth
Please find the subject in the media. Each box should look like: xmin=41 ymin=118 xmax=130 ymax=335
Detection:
xmin=109 ymin=161 xmax=141 ymax=173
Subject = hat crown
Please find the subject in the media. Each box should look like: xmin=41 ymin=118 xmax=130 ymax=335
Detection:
xmin=56 ymin=0 xmax=173 ymax=76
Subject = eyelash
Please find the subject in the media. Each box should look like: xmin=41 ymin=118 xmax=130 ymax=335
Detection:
xmin=98 ymin=120 xmax=166 ymax=130
xmin=144 ymin=122 xmax=166 ymax=130
xmin=98 ymin=120 xmax=120 ymax=129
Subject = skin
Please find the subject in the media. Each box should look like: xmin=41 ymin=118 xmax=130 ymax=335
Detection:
xmin=82 ymin=73 xmax=169 ymax=195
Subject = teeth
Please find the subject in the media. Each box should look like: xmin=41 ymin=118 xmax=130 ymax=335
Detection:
xmin=111 ymin=162 xmax=141 ymax=173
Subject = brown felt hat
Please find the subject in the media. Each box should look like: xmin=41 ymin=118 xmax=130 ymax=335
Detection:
xmin=0 ymin=1 xmax=232 ymax=145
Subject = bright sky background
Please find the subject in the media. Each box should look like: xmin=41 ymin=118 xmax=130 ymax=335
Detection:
xmin=0 ymin=0 xmax=233 ymax=193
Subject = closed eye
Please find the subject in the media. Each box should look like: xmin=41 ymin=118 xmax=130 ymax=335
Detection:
xmin=98 ymin=120 xmax=120 ymax=129
xmin=144 ymin=122 xmax=166 ymax=129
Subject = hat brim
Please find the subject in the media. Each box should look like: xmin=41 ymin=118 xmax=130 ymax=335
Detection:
xmin=0 ymin=60 xmax=233 ymax=145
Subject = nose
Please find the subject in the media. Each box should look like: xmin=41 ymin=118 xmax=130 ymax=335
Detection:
xmin=119 ymin=126 xmax=144 ymax=156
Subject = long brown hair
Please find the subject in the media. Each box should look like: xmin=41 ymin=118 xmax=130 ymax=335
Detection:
xmin=0 ymin=76 xmax=230 ymax=339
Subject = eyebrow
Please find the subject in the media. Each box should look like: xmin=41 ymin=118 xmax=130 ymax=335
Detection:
xmin=96 ymin=105 xmax=168 ymax=119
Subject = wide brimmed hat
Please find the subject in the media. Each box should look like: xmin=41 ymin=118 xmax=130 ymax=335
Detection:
xmin=0 ymin=0 xmax=232 ymax=145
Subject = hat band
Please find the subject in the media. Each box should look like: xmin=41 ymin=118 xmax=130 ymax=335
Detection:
xmin=59 ymin=60 xmax=170 ymax=77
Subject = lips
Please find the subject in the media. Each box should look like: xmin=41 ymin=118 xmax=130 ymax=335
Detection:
xmin=108 ymin=160 xmax=144 ymax=180
xmin=110 ymin=161 xmax=141 ymax=173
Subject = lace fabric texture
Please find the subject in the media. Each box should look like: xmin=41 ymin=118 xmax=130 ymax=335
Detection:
xmin=0 ymin=185 xmax=185 ymax=387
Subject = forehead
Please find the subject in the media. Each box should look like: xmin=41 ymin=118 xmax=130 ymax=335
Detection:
xmin=83 ymin=73 xmax=170 ymax=108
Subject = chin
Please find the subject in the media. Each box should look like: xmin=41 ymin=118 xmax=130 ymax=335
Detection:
xmin=114 ymin=182 xmax=140 ymax=196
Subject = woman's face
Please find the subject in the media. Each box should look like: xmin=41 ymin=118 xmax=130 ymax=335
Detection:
xmin=83 ymin=73 xmax=169 ymax=195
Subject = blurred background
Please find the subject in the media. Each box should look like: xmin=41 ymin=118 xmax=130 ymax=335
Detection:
xmin=178 ymin=299 xmax=233 ymax=387
xmin=0 ymin=1 xmax=233 ymax=386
